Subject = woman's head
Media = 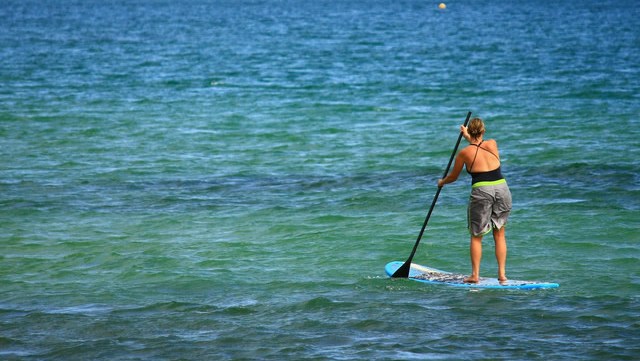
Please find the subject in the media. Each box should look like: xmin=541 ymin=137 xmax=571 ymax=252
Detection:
xmin=468 ymin=117 xmax=485 ymax=139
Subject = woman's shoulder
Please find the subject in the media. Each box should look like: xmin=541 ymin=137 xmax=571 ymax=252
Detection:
xmin=484 ymin=138 xmax=499 ymax=148
xmin=459 ymin=143 xmax=478 ymax=159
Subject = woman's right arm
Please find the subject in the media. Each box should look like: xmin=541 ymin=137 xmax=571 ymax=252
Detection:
xmin=460 ymin=125 xmax=471 ymax=142
xmin=438 ymin=152 xmax=466 ymax=187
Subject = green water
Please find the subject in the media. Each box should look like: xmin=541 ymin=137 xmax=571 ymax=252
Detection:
xmin=1 ymin=0 xmax=639 ymax=359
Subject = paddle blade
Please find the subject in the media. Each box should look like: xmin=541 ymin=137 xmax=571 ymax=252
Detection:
xmin=391 ymin=261 xmax=411 ymax=278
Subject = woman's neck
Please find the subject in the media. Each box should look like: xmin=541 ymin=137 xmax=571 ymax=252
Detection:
xmin=470 ymin=136 xmax=483 ymax=144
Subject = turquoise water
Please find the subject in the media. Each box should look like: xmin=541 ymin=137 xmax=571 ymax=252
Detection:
xmin=1 ymin=0 xmax=639 ymax=359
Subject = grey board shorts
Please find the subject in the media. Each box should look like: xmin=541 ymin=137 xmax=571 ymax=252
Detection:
xmin=467 ymin=180 xmax=512 ymax=237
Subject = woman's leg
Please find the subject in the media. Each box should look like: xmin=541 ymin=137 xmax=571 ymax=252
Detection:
xmin=464 ymin=235 xmax=483 ymax=283
xmin=493 ymin=227 xmax=507 ymax=281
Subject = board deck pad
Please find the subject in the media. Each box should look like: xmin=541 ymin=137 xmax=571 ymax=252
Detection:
xmin=385 ymin=261 xmax=559 ymax=290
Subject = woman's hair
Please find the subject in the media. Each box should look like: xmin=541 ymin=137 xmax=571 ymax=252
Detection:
xmin=468 ymin=117 xmax=485 ymax=138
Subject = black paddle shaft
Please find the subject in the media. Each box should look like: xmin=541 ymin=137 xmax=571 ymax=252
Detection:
xmin=391 ymin=111 xmax=472 ymax=278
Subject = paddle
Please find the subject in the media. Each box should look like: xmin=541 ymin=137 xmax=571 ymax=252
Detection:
xmin=391 ymin=111 xmax=472 ymax=278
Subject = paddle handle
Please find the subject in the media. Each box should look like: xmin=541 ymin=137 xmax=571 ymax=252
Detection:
xmin=391 ymin=111 xmax=472 ymax=277
xmin=441 ymin=113 xmax=471 ymax=180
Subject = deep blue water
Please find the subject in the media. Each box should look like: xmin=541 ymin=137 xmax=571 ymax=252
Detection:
xmin=1 ymin=0 xmax=639 ymax=359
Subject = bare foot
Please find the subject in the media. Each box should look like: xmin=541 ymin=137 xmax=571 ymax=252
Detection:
xmin=498 ymin=276 xmax=508 ymax=285
xmin=463 ymin=276 xmax=479 ymax=283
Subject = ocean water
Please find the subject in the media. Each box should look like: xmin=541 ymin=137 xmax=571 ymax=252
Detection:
xmin=1 ymin=0 xmax=639 ymax=359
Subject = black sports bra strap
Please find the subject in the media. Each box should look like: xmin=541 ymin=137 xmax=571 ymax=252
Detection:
xmin=469 ymin=140 xmax=484 ymax=172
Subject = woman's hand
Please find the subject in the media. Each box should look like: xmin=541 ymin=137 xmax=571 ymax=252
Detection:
xmin=438 ymin=178 xmax=445 ymax=187
xmin=460 ymin=125 xmax=471 ymax=141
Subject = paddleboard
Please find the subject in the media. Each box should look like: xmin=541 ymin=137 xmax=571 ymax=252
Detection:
xmin=385 ymin=261 xmax=559 ymax=290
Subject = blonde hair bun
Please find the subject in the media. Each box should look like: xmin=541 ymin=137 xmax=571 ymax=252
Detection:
xmin=468 ymin=117 xmax=485 ymax=138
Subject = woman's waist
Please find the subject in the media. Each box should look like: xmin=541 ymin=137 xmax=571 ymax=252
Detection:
xmin=469 ymin=167 xmax=504 ymax=185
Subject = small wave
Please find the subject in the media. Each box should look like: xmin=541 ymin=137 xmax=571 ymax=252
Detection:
xmin=45 ymin=303 xmax=113 ymax=316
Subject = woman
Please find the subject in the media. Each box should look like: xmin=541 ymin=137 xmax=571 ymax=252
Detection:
xmin=437 ymin=117 xmax=512 ymax=283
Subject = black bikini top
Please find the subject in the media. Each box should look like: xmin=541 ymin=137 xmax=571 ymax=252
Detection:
xmin=467 ymin=141 xmax=503 ymax=184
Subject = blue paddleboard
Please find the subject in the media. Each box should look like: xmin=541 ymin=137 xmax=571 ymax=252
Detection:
xmin=385 ymin=261 xmax=559 ymax=290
